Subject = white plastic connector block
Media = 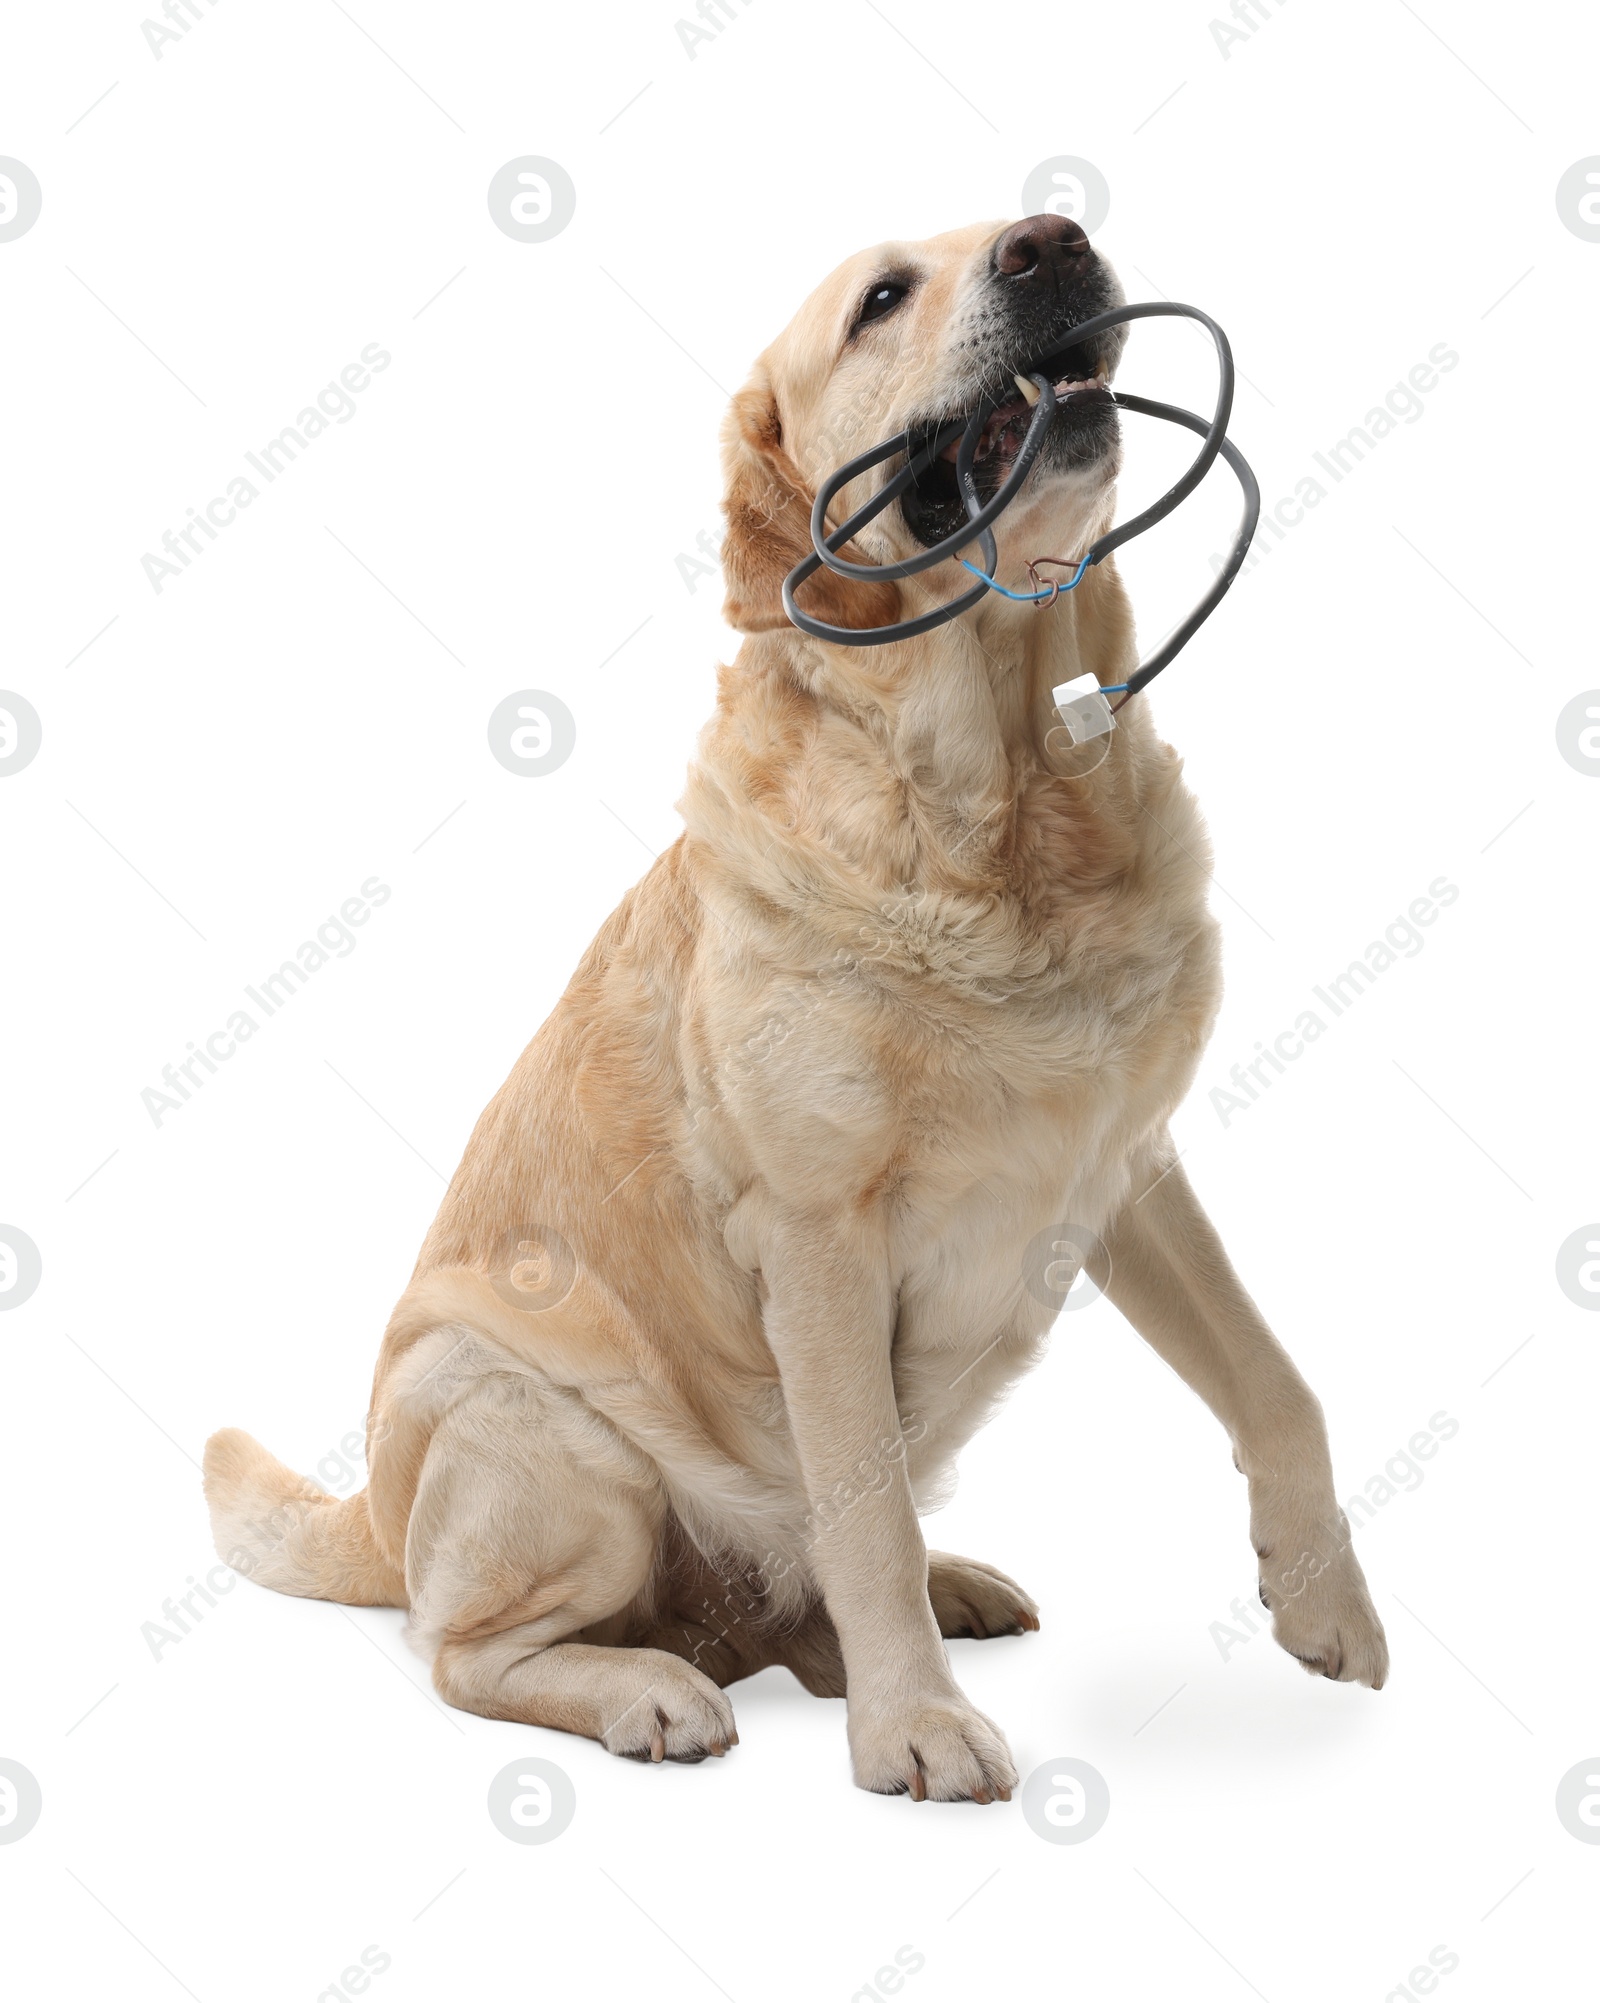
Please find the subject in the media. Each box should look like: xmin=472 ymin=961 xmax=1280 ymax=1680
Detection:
xmin=1051 ymin=672 xmax=1116 ymax=745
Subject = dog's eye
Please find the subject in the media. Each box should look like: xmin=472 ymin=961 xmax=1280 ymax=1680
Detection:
xmin=854 ymin=280 xmax=909 ymax=331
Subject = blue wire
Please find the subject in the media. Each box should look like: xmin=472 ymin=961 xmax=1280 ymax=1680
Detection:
xmin=957 ymin=552 xmax=1093 ymax=600
xmin=953 ymin=554 xmax=1128 ymax=692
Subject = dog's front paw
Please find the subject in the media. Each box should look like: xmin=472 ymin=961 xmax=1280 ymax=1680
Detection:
xmin=850 ymin=1695 xmax=1018 ymax=1803
xmin=1258 ymin=1533 xmax=1389 ymax=1689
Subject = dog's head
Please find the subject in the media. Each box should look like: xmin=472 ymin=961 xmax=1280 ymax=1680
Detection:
xmin=720 ymin=215 xmax=1127 ymax=634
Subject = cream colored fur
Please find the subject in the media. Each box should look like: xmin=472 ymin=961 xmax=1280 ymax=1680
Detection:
xmin=205 ymin=220 xmax=1386 ymax=1800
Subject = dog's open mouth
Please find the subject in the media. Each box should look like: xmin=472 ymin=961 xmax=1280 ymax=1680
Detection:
xmin=948 ymin=346 xmax=1112 ymax=467
xmin=900 ymin=334 xmax=1118 ymax=548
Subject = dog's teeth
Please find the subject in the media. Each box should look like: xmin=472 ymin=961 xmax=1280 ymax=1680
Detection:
xmin=1013 ymin=374 xmax=1041 ymax=406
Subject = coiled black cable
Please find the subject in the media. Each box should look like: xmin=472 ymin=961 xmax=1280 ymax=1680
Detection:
xmin=780 ymin=300 xmax=1261 ymax=699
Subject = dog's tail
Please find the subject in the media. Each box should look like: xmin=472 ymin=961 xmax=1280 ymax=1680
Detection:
xmin=202 ymin=1427 xmax=408 ymax=1608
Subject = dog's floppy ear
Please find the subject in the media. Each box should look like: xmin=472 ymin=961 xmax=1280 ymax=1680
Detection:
xmin=718 ymin=371 xmax=901 ymax=637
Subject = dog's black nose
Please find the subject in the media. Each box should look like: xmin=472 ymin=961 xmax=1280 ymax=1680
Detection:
xmin=992 ymin=213 xmax=1092 ymax=278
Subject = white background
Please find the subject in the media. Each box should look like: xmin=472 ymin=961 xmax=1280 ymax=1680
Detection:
xmin=3 ymin=1 xmax=1598 ymax=1997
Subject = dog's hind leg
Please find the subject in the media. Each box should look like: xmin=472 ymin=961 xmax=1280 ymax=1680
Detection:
xmin=927 ymin=1553 xmax=1041 ymax=1640
xmin=409 ymin=1370 xmax=738 ymax=1762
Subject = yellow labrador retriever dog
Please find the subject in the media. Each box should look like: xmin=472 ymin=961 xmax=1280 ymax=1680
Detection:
xmin=205 ymin=214 xmax=1388 ymax=1802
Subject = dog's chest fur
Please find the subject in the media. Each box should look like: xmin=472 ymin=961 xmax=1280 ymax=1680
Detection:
xmin=685 ymin=698 xmax=1221 ymax=1481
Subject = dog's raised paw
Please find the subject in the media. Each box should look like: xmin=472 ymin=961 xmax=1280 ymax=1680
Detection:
xmin=1259 ymin=1544 xmax=1389 ymax=1690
